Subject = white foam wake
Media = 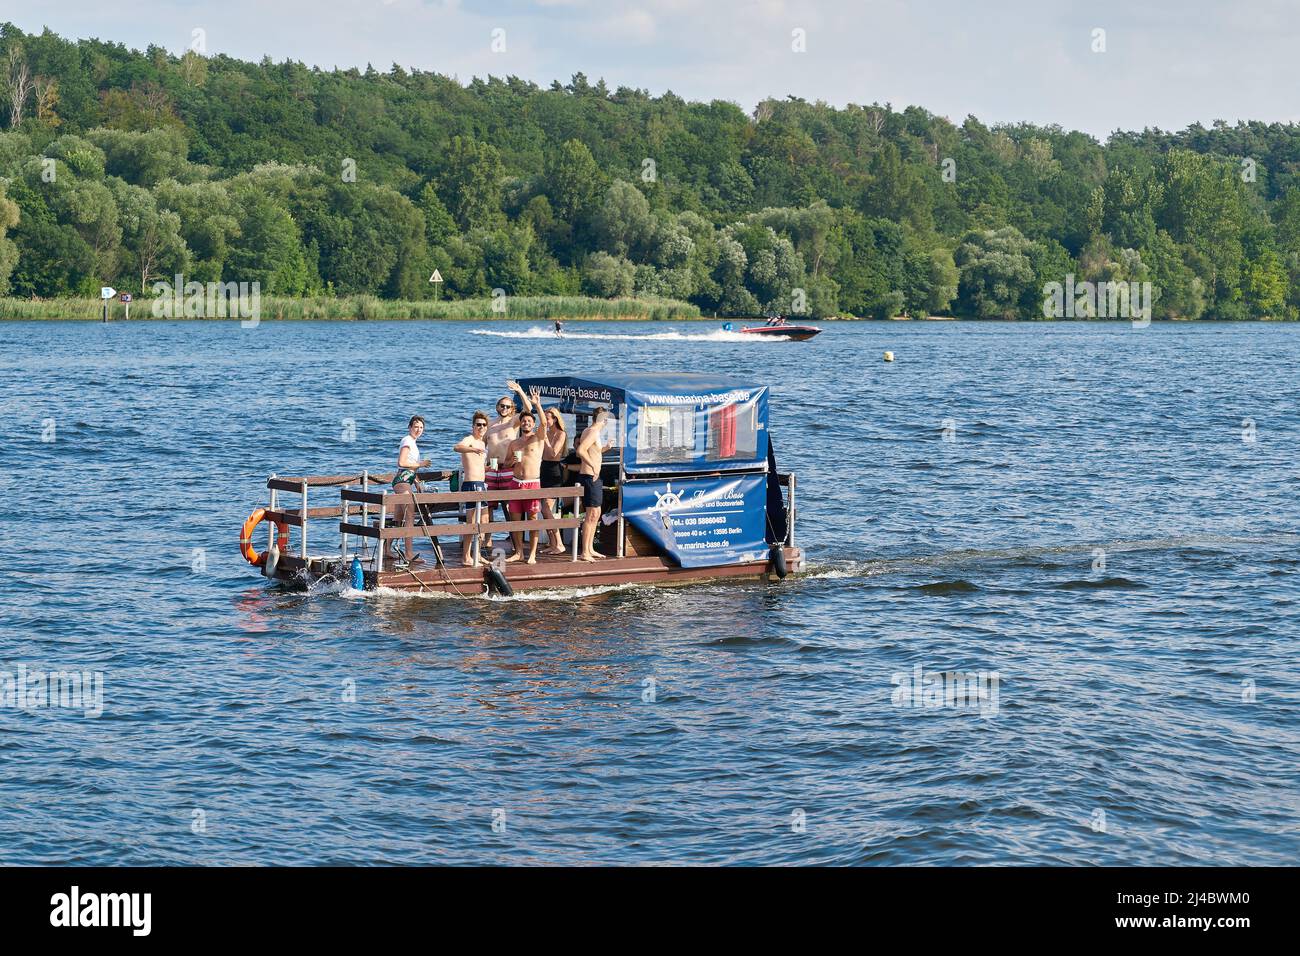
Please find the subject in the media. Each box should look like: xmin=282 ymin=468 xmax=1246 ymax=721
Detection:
xmin=364 ymin=581 xmax=641 ymax=601
xmin=469 ymin=325 xmax=787 ymax=342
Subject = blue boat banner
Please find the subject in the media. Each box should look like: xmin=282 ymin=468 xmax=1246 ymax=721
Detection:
xmin=517 ymin=374 xmax=769 ymax=475
xmin=624 ymin=389 xmax=768 ymax=475
xmin=621 ymin=474 xmax=769 ymax=568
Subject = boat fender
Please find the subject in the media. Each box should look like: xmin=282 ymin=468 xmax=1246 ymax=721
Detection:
xmin=350 ymin=556 xmax=365 ymax=591
xmin=769 ymin=544 xmax=788 ymax=579
xmin=264 ymin=543 xmax=280 ymax=579
xmin=485 ymin=566 xmax=513 ymax=597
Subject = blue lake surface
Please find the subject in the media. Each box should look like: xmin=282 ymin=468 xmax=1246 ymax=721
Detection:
xmin=1 ymin=318 xmax=1297 ymax=865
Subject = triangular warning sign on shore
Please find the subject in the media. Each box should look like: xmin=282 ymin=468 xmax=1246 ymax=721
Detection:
xmin=429 ymin=270 xmax=443 ymax=283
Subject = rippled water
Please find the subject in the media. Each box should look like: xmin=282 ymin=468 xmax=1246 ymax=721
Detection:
xmin=1 ymin=318 xmax=1297 ymax=865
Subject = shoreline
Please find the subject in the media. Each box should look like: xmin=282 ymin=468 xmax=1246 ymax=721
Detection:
xmin=0 ymin=298 xmax=1294 ymax=323
xmin=2 ymin=313 xmax=1294 ymax=324
xmin=0 ymin=295 xmax=702 ymax=323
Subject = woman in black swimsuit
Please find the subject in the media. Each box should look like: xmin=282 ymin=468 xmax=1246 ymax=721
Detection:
xmin=539 ymin=407 xmax=569 ymax=554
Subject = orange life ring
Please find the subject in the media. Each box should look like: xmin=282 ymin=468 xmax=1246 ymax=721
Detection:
xmin=240 ymin=508 xmax=290 ymax=566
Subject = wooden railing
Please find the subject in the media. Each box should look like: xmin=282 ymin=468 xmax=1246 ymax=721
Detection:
xmin=339 ymin=485 xmax=587 ymax=570
xmin=267 ymin=469 xmax=452 ymax=491
xmin=261 ymin=470 xmax=448 ymax=562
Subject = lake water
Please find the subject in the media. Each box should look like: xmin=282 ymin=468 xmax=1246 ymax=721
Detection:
xmin=1 ymin=318 xmax=1297 ymax=865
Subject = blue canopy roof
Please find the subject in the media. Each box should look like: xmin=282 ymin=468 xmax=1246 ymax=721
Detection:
xmin=518 ymin=373 xmax=763 ymax=407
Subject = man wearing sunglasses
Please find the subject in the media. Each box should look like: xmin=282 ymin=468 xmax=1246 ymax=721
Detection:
xmin=452 ymin=411 xmax=491 ymax=566
xmin=483 ymin=380 xmax=534 ymax=551
xmin=503 ymin=389 xmax=549 ymax=564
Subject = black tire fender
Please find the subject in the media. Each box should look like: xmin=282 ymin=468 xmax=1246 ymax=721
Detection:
xmin=769 ymin=544 xmax=788 ymax=579
xmin=485 ymin=565 xmax=513 ymax=597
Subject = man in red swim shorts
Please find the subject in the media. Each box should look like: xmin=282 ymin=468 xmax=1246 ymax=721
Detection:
xmin=483 ymin=379 xmax=533 ymax=554
xmin=504 ymin=390 xmax=548 ymax=564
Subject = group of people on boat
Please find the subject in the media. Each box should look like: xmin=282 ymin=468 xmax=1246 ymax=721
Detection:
xmin=384 ymin=380 xmax=614 ymax=569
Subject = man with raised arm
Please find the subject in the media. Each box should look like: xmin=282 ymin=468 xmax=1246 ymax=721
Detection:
xmin=483 ymin=380 xmax=533 ymax=552
xmin=575 ymin=406 xmax=614 ymax=562
xmin=503 ymin=388 xmax=548 ymax=564
xmin=452 ymin=410 xmax=490 ymax=566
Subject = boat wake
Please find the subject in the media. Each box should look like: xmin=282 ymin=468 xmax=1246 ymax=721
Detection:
xmin=800 ymin=532 xmax=1300 ymax=583
xmin=364 ymin=581 xmax=642 ymax=601
xmin=487 ymin=582 xmax=644 ymax=601
xmin=300 ymin=534 xmax=1296 ymax=601
xmin=469 ymin=325 xmax=787 ymax=342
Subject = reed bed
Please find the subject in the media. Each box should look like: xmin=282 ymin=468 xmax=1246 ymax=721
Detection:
xmin=0 ymin=295 xmax=703 ymax=322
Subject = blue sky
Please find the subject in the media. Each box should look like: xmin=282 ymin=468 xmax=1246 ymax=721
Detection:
xmin=4 ymin=0 xmax=1297 ymax=139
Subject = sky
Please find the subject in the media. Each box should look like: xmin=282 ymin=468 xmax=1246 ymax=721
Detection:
xmin=4 ymin=0 xmax=1299 ymax=140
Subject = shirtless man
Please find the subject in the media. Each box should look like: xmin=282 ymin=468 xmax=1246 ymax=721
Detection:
xmin=575 ymin=406 xmax=614 ymax=561
xmin=483 ymin=380 xmax=534 ymax=551
xmin=503 ymin=389 xmax=548 ymax=564
xmin=452 ymin=410 xmax=490 ymax=566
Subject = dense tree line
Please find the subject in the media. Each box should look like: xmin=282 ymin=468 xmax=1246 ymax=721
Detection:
xmin=2 ymin=23 xmax=1300 ymax=318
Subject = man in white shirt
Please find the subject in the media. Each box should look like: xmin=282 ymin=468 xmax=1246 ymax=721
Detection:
xmin=386 ymin=415 xmax=431 ymax=566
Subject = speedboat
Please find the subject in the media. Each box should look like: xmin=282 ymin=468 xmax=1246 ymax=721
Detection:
xmin=738 ymin=320 xmax=821 ymax=341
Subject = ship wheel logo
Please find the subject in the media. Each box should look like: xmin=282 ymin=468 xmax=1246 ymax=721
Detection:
xmin=652 ymin=482 xmax=684 ymax=529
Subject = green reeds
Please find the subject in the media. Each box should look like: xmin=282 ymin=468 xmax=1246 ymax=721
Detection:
xmin=0 ymin=295 xmax=702 ymax=321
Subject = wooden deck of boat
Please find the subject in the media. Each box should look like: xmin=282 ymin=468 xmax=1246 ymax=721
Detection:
xmin=276 ymin=540 xmax=803 ymax=595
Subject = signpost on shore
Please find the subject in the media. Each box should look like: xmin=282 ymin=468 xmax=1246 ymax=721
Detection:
xmin=120 ymin=292 xmax=132 ymax=321
xmin=101 ymin=287 xmax=116 ymax=323
xmin=429 ymin=269 xmax=442 ymax=301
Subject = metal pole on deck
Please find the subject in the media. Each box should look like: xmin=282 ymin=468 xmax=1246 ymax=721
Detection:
xmin=616 ymin=407 xmax=626 ymax=558
xmin=300 ymin=481 xmax=309 ymax=559
xmin=571 ymin=487 xmax=580 ymax=561
xmin=472 ymin=500 xmax=482 ymax=565
xmin=361 ymin=471 xmax=370 ymax=542
xmin=788 ymin=474 xmax=796 ymax=548
xmin=340 ymin=484 xmax=349 ymax=563
xmin=268 ymin=474 xmax=278 ymax=556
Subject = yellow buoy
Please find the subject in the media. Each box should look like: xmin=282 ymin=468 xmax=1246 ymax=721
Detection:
xmin=883 ymin=351 xmax=895 ymax=362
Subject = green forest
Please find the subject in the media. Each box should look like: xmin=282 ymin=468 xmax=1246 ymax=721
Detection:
xmin=2 ymin=23 xmax=1300 ymax=319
